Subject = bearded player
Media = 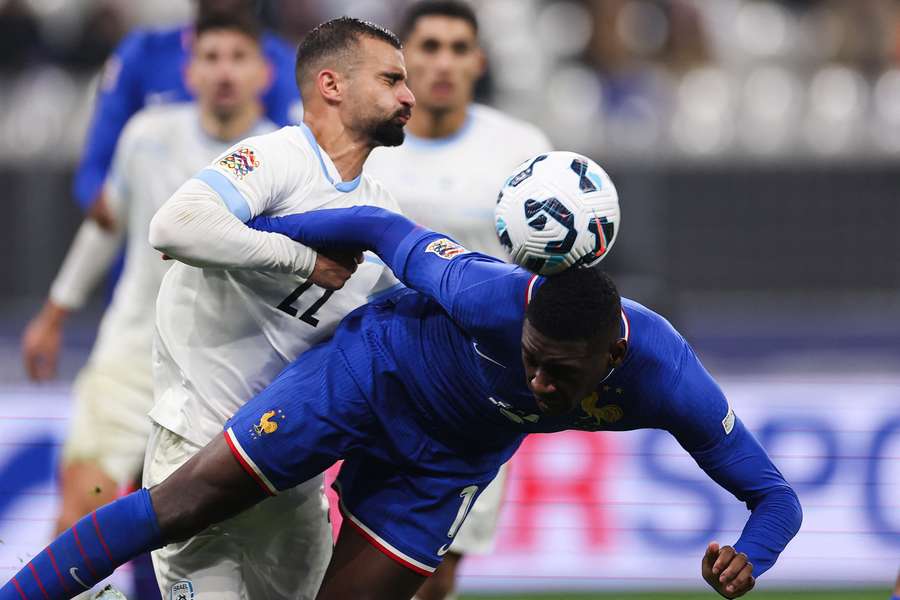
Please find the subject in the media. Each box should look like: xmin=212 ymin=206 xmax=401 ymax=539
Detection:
xmin=146 ymin=17 xmax=412 ymax=599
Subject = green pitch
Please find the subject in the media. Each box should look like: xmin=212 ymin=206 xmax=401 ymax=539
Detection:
xmin=460 ymin=589 xmax=889 ymax=600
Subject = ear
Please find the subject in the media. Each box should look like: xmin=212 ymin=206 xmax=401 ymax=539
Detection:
xmin=184 ymin=60 xmax=197 ymax=95
xmin=609 ymin=338 xmax=628 ymax=368
xmin=258 ymin=60 xmax=273 ymax=94
xmin=475 ymin=47 xmax=487 ymax=78
xmin=316 ymin=69 xmax=343 ymax=104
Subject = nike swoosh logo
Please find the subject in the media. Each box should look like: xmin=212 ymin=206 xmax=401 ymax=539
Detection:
xmin=69 ymin=567 xmax=90 ymax=589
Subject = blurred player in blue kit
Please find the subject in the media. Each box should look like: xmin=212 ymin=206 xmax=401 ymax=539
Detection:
xmin=75 ymin=0 xmax=299 ymax=227
xmin=2 ymin=197 xmax=802 ymax=599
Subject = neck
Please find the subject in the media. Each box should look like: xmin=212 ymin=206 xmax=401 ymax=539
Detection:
xmin=302 ymin=112 xmax=373 ymax=181
xmin=407 ymin=103 xmax=469 ymax=139
xmin=199 ymin=102 xmax=263 ymax=142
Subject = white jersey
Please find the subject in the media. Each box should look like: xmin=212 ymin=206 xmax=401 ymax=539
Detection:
xmin=151 ymin=124 xmax=401 ymax=446
xmin=65 ymin=104 xmax=275 ymax=375
xmin=366 ymin=104 xmax=552 ymax=258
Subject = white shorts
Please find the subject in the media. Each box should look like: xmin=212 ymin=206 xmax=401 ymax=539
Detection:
xmin=449 ymin=462 xmax=508 ymax=555
xmin=143 ymin=424 xmax=333 ymax=600
xmin=61 ymin=361 xmax=155 ymax=487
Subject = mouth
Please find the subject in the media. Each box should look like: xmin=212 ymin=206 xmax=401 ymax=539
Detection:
xmin=432 ymin=81 xmax=454 ymax=95
xmin=393 ymin=110 xmax=412 ymax=126
xmin=534 ymin=394 xmax=569 ymax=415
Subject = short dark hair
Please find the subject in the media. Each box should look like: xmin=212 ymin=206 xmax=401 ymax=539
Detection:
xmin=194 ymin=9 xmax=262 ymax=43
xmin=400 ymin=0 xmax=479 ymax=39
xmin=296 ymin=17 xmax=402 ymax=90
xmin=526 ymin=268 xmax=622 ymax=342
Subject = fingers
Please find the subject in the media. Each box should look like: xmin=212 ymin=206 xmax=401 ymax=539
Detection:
xmin=724 ymin=564 xmax=755 ymax=597
xmin=717 ymin=548 xmax=752 ymax=597
xmin=703 ymin=541 xmax=720 ymax=573
xmin=712 ymin=545 xmax=735 ymax=578
xmin=24 ymin=348 xmax=55 ymax=381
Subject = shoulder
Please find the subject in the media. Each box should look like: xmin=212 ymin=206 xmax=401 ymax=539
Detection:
xmin=215 ymin=127 xmax=315 ymax=188
xmin=227 ymin=126 xmax=308 ymax=160
xmin=469 ymin=104 xmax=553 ymax=150
xmin=117 ymin=25 xmax=183 ymax=59
xmin=115 ymin=103 xmax=189 ymax=151
xmin=620 ymin=297 xmax=688 ymax=382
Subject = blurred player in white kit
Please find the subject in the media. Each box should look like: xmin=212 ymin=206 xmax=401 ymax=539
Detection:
xmin=144 ymin=16 xmax=413 ymax=600
xmin=365 ymin=2 xmax=552 ymax=599
xmin=20 ymin=9 xmax=275 ymax=563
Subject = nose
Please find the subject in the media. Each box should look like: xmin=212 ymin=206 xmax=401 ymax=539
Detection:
xmin=529 ymin=368 xmax=557 ymax=396
xmin=399 ymin=82 xmax=416 ymax=108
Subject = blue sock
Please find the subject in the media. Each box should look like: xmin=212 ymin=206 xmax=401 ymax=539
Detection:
xmin=1 ymin=488 xmax=163 ymax=599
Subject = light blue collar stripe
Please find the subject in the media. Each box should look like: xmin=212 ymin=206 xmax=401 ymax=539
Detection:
xmin=367 ymin=282 xmax=406 ymax=303
xmin=298 ymin=122 xmax=362 ymax=193
xmin=364 ymin=254 xmax=385 ymax=266
xmin=194 ymin=168 xmax=252 ymax=222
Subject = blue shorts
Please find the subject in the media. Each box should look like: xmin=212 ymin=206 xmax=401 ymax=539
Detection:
xmin=224 ymin=341 xmax=514 ymax=575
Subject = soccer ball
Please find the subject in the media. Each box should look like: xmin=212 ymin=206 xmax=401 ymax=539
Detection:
xmin=494 ymin=151 xmax=620 ymax=275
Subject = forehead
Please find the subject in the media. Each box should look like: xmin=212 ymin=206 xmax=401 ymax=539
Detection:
xmin=521 ymin=319 xmax=597 ymax=360
xmin=193 ymin=29 xmax=259 ymax=53
xmin=356 ymin=36 xmax=406 ymax=71
xmin=407 ymin=15 xmax=477 ymax=44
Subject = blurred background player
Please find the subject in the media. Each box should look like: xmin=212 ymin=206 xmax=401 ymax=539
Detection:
xmin=75 ymin=0 xmax=299 ymax=230
xmin=142 ymin=16 xmax=413 ymax=600
xmin=365 ymin=3 xmax=551 ymax=599
xmin=19 ymin=9 xmax=276 ymax=596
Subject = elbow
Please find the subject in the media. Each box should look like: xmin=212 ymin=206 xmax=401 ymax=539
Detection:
xmin=149 ymin=202 xmax=184 ymax=255
xmin=786 ymin=484 xmax=803 ymax=535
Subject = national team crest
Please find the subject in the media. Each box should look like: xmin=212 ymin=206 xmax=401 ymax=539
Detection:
xmin=218 ymin=147 xmax=260 ymax=180
xmin=250 ymin=409 xmax=285 ymax=439
xmin=425 ymin=238 xmax=469 ymax=260
xmin=170 ymin=580 xmax=194 ymax=600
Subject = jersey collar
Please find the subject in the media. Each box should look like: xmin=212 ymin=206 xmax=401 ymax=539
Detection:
xmin=297 ymin=122 xmax=362 ymax=193
xmin=600 ymin=308 xmax=631 ymax=383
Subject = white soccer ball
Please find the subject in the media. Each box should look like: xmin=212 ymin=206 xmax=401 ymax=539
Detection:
xmin=494 ymin=151 xmax=620 ymax=275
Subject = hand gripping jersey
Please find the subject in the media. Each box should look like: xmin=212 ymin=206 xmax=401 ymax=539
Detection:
xmin=365 ymin=104 xmax=552 ymax=257
xmin=226 ymin=207 xmax=802 ymax=576
xmin=74 ymin=25 xmax=299 ymax=209
xmin=150 ymin=125 xmax=402 ymax=448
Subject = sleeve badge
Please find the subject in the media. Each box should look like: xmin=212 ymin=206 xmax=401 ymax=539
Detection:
xmin=219 ymin=147 xmax=260 ymax=180
xmin=425 ymin=238 xmax=469 ymax=260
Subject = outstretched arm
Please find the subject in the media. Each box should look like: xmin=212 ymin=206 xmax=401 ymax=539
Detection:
xmin=664 ymin=347 xmax=802 ymax=597
xmin=22 ymin=219 xmax=123 ymax=380
xmin=249 ymin=206 xmax=536 ymax=337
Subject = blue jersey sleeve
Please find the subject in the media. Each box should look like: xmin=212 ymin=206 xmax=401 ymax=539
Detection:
xmin=662 ymin=345 xmax=802 ymax=577
xmin=72 ymin=31 xmax=149 ymax=209
xmin=248 ymin=206 xmax=536 ymax=337
xmin=260 ymin=32 xmax=301 ymax=126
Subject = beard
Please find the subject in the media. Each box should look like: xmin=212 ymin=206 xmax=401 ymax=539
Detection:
xmin=366 ymin=107 xmax=411 ymax=147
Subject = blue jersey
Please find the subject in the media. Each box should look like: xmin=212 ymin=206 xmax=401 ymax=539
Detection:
xmin=236 ymin=207 xmax=802 ymax=577
xmin=73 ymin=25 xmax=299 ymax=209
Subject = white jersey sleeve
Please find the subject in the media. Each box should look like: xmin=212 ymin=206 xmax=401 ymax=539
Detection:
xmin=195 ymin=134 xmax=309 ymax=220
xmin=149 ymin=132 xmax=318 ymax=276
xmin=48 ymin=220 xmax=122 ymax=310
xmin=47 ymin=113 xmax=148 ymax=310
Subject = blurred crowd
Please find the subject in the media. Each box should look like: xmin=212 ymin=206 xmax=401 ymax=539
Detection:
xmin=3 ymin=0 xmax=900 ymax=164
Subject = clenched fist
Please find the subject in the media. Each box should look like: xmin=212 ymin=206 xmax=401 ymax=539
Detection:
xmin=702 ymin=541 xmax=755 ymax=598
